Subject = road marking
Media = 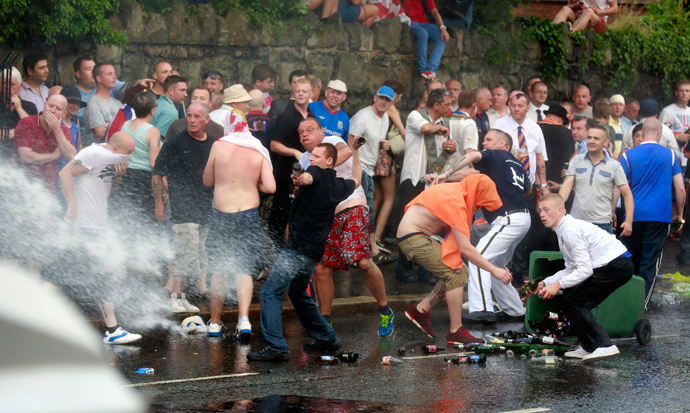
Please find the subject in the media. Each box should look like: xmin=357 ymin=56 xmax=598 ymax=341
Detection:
xmin=401 ymin=351 xmax=475 ymax=360
xmin=500 ymin=408 xmax=550 ymax=413
xmin=612 ymin=333 xmax=681 ymax=342
xmin=124 ymin=372 xmax=260 ymax=388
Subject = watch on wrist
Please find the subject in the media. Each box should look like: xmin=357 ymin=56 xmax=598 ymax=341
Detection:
xmin=439 ymin=25 xmax=447 ymax=30
xmin=539 ymin=184 xmax=548 ymax=188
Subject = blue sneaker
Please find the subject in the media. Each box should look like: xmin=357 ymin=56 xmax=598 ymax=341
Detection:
xmin=208 ymin=321 xmax=224 ymax=337
xmin=378 ymin=310 xmax=395 ymax=337
xmin=103 ymin=327 xmax=142 ymax=344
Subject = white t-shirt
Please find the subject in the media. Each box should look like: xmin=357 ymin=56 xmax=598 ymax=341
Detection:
xmin=299 ymin=136 xmax=366 ymax=207
xmin=348 ymin=106 xmax=389 ymax=176
xmin=580 ymin=0 xmax=615 ymax=22
xmin=660 ymin=103 xmax=690 ymax=165
xmin=73 ymin=144 xmax=130 ymax=229
xmin=447 ymin=115 xmax=479 ymax=166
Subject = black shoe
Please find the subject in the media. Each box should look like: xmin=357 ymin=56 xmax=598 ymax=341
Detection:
xmin=303 ymin=339 xmax=342 ymax=353
xmin=395 ymin=270 xmax=415 ymax=283
xmin=463 ymin=311 xmax=498 ymax=325
xmin=247 ymin=347 xmax=290 ymax=362
xmin=496 ymin=312 xmax=525 ymax=323
xmin=417 ymin=271 xmax=439 ymax=286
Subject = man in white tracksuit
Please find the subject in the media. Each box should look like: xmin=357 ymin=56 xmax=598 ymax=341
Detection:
xmin=431 ymin=129 xmax=530 ymax=324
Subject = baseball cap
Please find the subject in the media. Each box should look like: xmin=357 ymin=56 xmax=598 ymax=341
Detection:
xmin=638 ymin=98 xmax=659 ymax=118
xmin=376 ymin=86 xmax=395 ymax=100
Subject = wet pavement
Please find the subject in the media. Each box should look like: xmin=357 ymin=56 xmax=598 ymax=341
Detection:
xmin=111 ymin=295 xmax=689 ymax=413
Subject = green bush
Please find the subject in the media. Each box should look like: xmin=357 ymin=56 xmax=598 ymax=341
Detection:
xmin=0 ymin=0 xmax=126 ymax=48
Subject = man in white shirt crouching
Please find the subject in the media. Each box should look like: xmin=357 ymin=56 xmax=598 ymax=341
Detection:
xmin=524 ymin=193 xmax=633 ymax=363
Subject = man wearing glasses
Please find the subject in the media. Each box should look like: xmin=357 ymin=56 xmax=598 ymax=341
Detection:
xmin=202 ymin=71 xmax=225 ymax=95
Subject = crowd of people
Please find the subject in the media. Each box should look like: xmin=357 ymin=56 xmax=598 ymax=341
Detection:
xmin=2 ymin=45 xmax=689 ymax=363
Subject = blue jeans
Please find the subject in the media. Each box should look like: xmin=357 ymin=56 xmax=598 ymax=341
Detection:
xmin=259 ymin=249 xmax=338 ymax=352
xmin=361 ymin=171 xmax=376 ymax=233
xmin=410 ymin=22 xmax=446 ymax=73
xmin=593 ymin=222 xmax=613 ymax=234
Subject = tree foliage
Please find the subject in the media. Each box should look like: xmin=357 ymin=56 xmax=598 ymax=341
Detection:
xmin=0 ymin=0 xmax=127 ymax=48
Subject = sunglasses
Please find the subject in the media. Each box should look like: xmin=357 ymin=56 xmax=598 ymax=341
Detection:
xmin=202 ymin=72 xmax=222 ymax=81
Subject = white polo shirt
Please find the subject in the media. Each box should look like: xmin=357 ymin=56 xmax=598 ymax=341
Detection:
xmin=492 ymin=116 xmax=548 ymax=183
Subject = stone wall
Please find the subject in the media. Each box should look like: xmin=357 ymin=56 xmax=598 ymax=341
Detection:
xmin=17 ymin=1 xmax=663 ymax=117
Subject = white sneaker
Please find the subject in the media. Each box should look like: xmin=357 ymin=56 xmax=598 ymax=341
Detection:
xmin=236 ymin=320 xmax=252 ymax=342
xmin=180 ymin=298 xmax=200 ymax=313
xmin=208 ymin=321 xmax=224 ymax=337
xmin=564 ymin=346 xmax=591 ymax=359
xmin=582 ymin=345 xmax=620 ymax=363
xmin=103 ymin=327 xmax=142 ymax=344
xmin=171 ymin=297 xmax=187 ymax=313
xmin=462 ymin=301 xmax=470 ymax=310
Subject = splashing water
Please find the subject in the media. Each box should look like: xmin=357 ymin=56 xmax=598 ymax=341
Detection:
xmin=0 ymin=161 xmax=241 ymax=332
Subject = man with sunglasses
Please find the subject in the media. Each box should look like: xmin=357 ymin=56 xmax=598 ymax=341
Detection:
xmin=202 ymin=71 xmax=225 ymax=95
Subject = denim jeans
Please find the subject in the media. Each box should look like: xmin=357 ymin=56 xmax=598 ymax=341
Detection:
xmin=593 ymin=222 xmax=614 ymax=234
xmin=410 ymin=22 xmax=446 ymax=73
xmin=259 ymin=248 xmax=338 ymax=352
xmin=361 ymin=171 xmax=376 ymax=233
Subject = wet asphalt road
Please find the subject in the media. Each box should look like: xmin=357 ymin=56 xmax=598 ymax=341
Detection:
xmin=112 ymin=300 xmax=690 ymax=413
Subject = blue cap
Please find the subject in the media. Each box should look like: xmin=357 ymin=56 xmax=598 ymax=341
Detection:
xmin=376 ymin=86 xmax=395 ymax=101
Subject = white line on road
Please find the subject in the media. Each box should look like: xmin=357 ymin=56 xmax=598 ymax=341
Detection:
xmin=612 ymin=333 xmax=681 ymax=342
xmin=124 ymin=372 xmax=260 ymax=388
xmin=500 ymin=408 xmax=550 ymax=413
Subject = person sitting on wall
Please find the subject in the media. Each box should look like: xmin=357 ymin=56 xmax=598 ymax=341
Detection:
xmin=553 ymin=0 xmax=619 ymax=34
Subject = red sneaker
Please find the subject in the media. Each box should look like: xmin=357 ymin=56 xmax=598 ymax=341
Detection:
xmin=421 ymin=71 xmax=437 ymax=81
xmin=446 ymin=327 xmax=482 ymax=345
xmin=405 ymin=303 xmax=436 ymax=338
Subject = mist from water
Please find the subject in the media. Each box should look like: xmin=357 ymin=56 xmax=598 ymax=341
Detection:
xmin=0 ymin=161 xmax=248 ymax=333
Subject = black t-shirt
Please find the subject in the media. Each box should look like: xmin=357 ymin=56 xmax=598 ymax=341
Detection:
xmin=152 ymin=130 xmax=217 ymax=225
xmin=538 ymin=122 xmax=573 ymax=184
xmin=286 ymin=166 xmax=356 ymax=260
xmin=475 ymin=150 xmax=530 ymax=223
xmin=0 ymin=99 xmax=38 ymax=158
xmin=271 ymin=103 xmax=314 ymax=195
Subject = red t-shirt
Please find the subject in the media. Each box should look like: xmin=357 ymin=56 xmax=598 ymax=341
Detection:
xmin=404 ymin=0 xmax=436 ymax=24
xmin=14 ymin=114 xmax=72 ymax=193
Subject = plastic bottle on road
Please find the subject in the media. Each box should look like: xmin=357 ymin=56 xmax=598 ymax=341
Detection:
xmin=381 ymin=355 xmax=403 ymax=365
xmin=337 ymin=352 xmax=360 ymax=363
xmin=136 ymin=368 xmax=154 ymax=375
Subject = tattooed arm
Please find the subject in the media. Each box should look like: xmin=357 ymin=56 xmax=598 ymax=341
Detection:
xmin=152 ymin=174 xmax=167 ymax=221
xmin=535 ymin=153 xmax=547 ymax=195
xmin=59 ymin=158 xmax=89 ymax=223
xmin=426 ymin=151 xmax=482 ymax=185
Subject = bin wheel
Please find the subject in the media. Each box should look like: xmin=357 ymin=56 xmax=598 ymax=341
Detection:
xmin=635 ymin=319 xmax=652 ymax=345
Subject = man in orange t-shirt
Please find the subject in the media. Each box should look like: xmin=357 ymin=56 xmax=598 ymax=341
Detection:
xmin=397 ymin=174 xmax=512 ymax=345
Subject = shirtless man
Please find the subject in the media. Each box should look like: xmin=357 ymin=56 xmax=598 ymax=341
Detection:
xmin=203 ymin=116 xmax=276 ymax=341
xmin=398 ymin=174 xmax=512 ymax=345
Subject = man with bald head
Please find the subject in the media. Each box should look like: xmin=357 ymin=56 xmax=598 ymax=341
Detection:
xmin=572 ymin=85 xmax=593 ymax=119
xmin=14 ymin=94 xmax=76 ymax=194
xmin=620 ymin=118 xmax=685 ymax=306
xmin=153 ymin=102 xmax=219 ymax=314
xmin=475 ymin=87 xmax=491 ymax=139
xmin=59 ymin=131 xmax=141 ymax=344
xmin=446 ymin=79 xmax=462 ymax=112
xmin=246 ymin=89 xmax=276 ymax=150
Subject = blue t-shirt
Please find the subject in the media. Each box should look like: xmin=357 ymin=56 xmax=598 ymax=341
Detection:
xmin=620 ymin=141 xmax=681 ymax=223
xmin=475 ymin=149 xmax=530 ymax=223
xmin=309 ymin=101 xmax=349 ymax=141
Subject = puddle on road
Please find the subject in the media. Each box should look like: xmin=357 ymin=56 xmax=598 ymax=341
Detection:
xmin=151 ymin=394 xmax=416 ymax=412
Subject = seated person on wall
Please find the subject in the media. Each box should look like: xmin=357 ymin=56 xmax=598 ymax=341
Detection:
xmin=308 ymin=0 xmax=378 ymax=27
xmin=553 ymin=0 xmax=619 ymax=34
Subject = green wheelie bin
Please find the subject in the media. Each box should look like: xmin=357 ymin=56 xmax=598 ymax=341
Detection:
xmin=524 ymin=251 xmax=652 ymax=345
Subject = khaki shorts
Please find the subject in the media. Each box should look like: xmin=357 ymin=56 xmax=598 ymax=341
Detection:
xmin=172 ymin=223 xmax=209 ymax=277
xmin=398 ymin=234 xmax=468 ymax=292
